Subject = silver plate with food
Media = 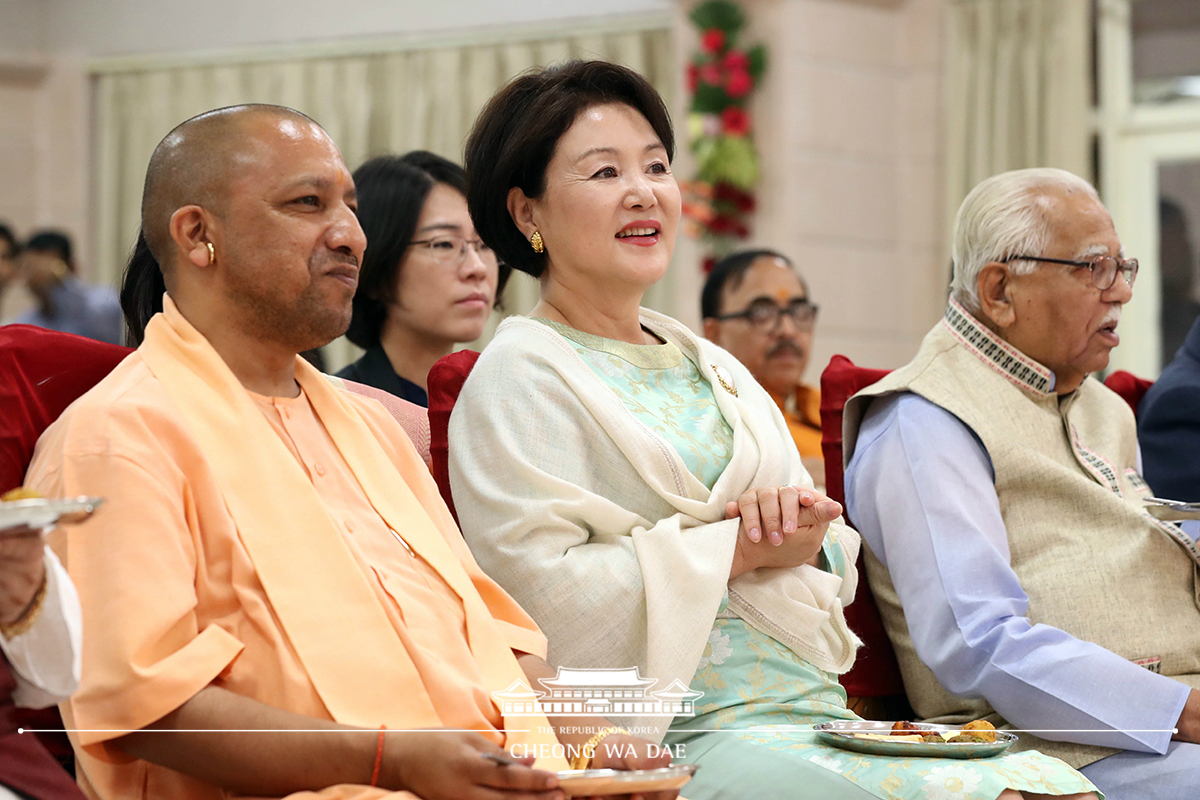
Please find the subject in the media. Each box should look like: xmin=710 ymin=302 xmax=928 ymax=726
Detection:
xmin=1144 ymin=497 xmax=1200 ymax=521
xmin=814 ymin=721 xmax=1016 ymax=759
xmin=0 ymin=497 xmax=103 ymax=535
xmin=555 ymin=764 xmax=698 ymax=796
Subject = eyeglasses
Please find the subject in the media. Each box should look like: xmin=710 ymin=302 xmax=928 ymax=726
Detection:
xmin=716 ymin=298 xmax=819 ymax=331
xmin=409 ymin=234 xmax=495 ymax=266
xmin=1002 ymin=254 xmax=1139 ymax=291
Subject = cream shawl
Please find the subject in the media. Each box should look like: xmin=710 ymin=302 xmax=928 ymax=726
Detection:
xmin=140 ymin=297 xmax=562 ymax=760
xmin=449 ymin=310 xmax=860 ymax=742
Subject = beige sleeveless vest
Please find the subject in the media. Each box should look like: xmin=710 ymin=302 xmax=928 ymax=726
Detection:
xmin=843 ymin=299 xmax=1200 ymax=768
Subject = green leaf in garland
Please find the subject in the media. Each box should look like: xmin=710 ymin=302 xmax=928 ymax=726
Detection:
xmin=689 ymin=1 xmax=745 ymax=38
xmin=691 ymin=83 xmax=730 ymax=114
xmin=747 ymin=44 xmax=767 ymax=81
xmin=692 ymin=135 xmax=719 ymax=162
xmin=696 ymin=136 xmax=759 ymax=189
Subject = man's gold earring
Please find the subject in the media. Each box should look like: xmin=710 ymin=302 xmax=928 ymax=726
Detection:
xmin=530 ymin=231 xmax=545 ymax=254
xmin=206 ymin=242 xmax=215 ymax=266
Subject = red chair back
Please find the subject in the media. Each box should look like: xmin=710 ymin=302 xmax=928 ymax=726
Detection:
xmin=819 ymin=354 xmax=906 ymax=701
xmin=427 ymin=350 xmax=481 ymax=525
xmin=1103 ymin=370 xmax=1154 ymax=417
xmin=1 ymin=325 xmax=132 ymax=494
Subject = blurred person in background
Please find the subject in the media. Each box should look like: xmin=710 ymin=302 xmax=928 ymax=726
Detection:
xmin=701 ymin=250 xmax=823 ymax=486
xmin=0 ymin=225 xmax=18 ymax=308
xmin=10 ymin=231 xmax=123 ymax=346
xmin=1157 ymin=198 xmax=1200 ymax=366
xmin=338 ymin=152 xmax=508 ymax=406
xmin=1139 ymin=314 xmax=1200 ymax=505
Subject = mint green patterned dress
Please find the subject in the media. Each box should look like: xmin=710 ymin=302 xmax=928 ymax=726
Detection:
xmin=537 ymin=320 xmax=1099 ymax=800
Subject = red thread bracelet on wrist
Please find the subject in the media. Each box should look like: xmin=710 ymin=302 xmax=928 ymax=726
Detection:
xmin=370 ymin=725 xmax=386 ymax=787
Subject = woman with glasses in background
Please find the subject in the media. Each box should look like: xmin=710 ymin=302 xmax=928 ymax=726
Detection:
xmin=338 ymin=151 xmax=509 ymax=406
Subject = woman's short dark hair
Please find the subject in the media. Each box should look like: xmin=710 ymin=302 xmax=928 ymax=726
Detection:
xmin=120 ymin=229 xmax=164 ymax=347
xmin=0 ymin=223 xmax=16 ymax=253
xmin=465 ymin=60 xmax=674 ymax=279
xmin=345 ymin=151 xmax=510 ymax=349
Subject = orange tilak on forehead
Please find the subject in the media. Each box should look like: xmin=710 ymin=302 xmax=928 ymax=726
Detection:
xmin=773 ymin=287 xmax=791 ymax=303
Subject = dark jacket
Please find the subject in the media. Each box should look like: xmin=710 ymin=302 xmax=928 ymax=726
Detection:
xmin=335 ymin=346 xmax=428 ymax=408
xmin=1139 ymin=315 xmax=1200 ymax=501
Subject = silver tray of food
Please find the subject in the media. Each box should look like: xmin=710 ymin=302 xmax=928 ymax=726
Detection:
xmin=0 ymin=496 xmax=103 ymax=535
xmin=1144 ymin=497 xmax=1200 ymax=521
xmin=814 ymin=720 xmax=1016 ymax=759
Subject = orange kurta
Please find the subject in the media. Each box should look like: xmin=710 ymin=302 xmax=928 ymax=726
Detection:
xmin=25 ymin=299 xmax=560 ymax=800
xmin=771 ymin=383 xmax=822 ymax=458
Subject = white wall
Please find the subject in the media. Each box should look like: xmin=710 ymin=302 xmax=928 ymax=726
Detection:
xmin=729 ymin=0 xmax=948 ymax=376
xmin=1 ymin=0 xmax=949 ymax=379
xmin=0 ymin=0 xmax=45 ymax=56
xmin=40 ymin=0 xmax=671 ymax=57
xmin=0 ymin=0 xmax=671 ymax=318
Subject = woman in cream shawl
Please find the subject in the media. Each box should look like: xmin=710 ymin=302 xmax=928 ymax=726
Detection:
xmin=449 ymin=60 xmax=1098 ymax=800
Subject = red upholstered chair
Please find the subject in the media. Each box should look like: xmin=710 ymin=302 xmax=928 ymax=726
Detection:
xmin=427 ymin=350 xmax=481 ymax=526
xmin=0 ymin=324 xmax=132 ymax=785
xmin=819 ymin=354 xmax=908 ymax=718
xmin=1104 ymin=370 xmax=1154 ymax=417
xmin=1 ymin=325 xmax=132 ymax=494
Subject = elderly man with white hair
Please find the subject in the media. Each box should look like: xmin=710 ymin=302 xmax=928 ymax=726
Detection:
xmin=842 ymin=168 xmax=1200 ymax=799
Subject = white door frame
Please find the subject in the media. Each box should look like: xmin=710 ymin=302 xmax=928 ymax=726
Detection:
xmin=1106 ymin=131 xmax=1200 ymax=375
xmin=1097 ymin=0 xmax=1200 ymax=376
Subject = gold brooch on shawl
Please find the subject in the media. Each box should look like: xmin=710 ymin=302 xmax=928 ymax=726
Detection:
xmin=712 ymin=365 xmax=738 ymax=397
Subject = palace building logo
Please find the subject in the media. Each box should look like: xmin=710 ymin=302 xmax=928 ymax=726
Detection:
xmin=492 ymin=667 xmax=704 ymax=717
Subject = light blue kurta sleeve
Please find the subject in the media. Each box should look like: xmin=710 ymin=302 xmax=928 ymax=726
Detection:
xmin=845 ymin=392 xmax=1191 ymax=754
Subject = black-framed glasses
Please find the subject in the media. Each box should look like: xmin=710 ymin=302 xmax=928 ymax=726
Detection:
xmin=716 ymin=298 xmax=819 ymax=331
xmin=1002 ymin=254 xmax=1138 ymax=291
xmin=409 ymin=234 xmax=495 ymax=266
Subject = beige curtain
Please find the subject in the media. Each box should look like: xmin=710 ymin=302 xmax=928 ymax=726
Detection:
xmin=92 ymin=22 xmax=675 ymax=367
xmin=945 ymin=0 xmax=1092 ymax=239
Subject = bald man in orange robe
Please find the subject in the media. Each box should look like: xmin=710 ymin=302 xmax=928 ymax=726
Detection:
xmin=26 ymin=105 xmax=672 ymax=800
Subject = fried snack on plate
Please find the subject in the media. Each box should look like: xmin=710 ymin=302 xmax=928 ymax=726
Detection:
xmin=890 ymin=721 xmax=922 ymax=736
xmin=873 ymin=720 xmax=998 ymax=744
xmin=1 ymin=487 xmax=45 ymax=502
xmin=958 ymin=720 xmax=997 ymax=743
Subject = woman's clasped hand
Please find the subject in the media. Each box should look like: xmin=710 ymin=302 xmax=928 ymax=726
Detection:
xmin=725 ymin=486 xmax=843 ymax=578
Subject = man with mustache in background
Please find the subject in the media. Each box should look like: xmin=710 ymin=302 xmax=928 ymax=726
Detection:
xmin=701 ymin=250 xmax=823 ymax=485
xmin=843 ymin=168 xmax=1200 ymax=799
